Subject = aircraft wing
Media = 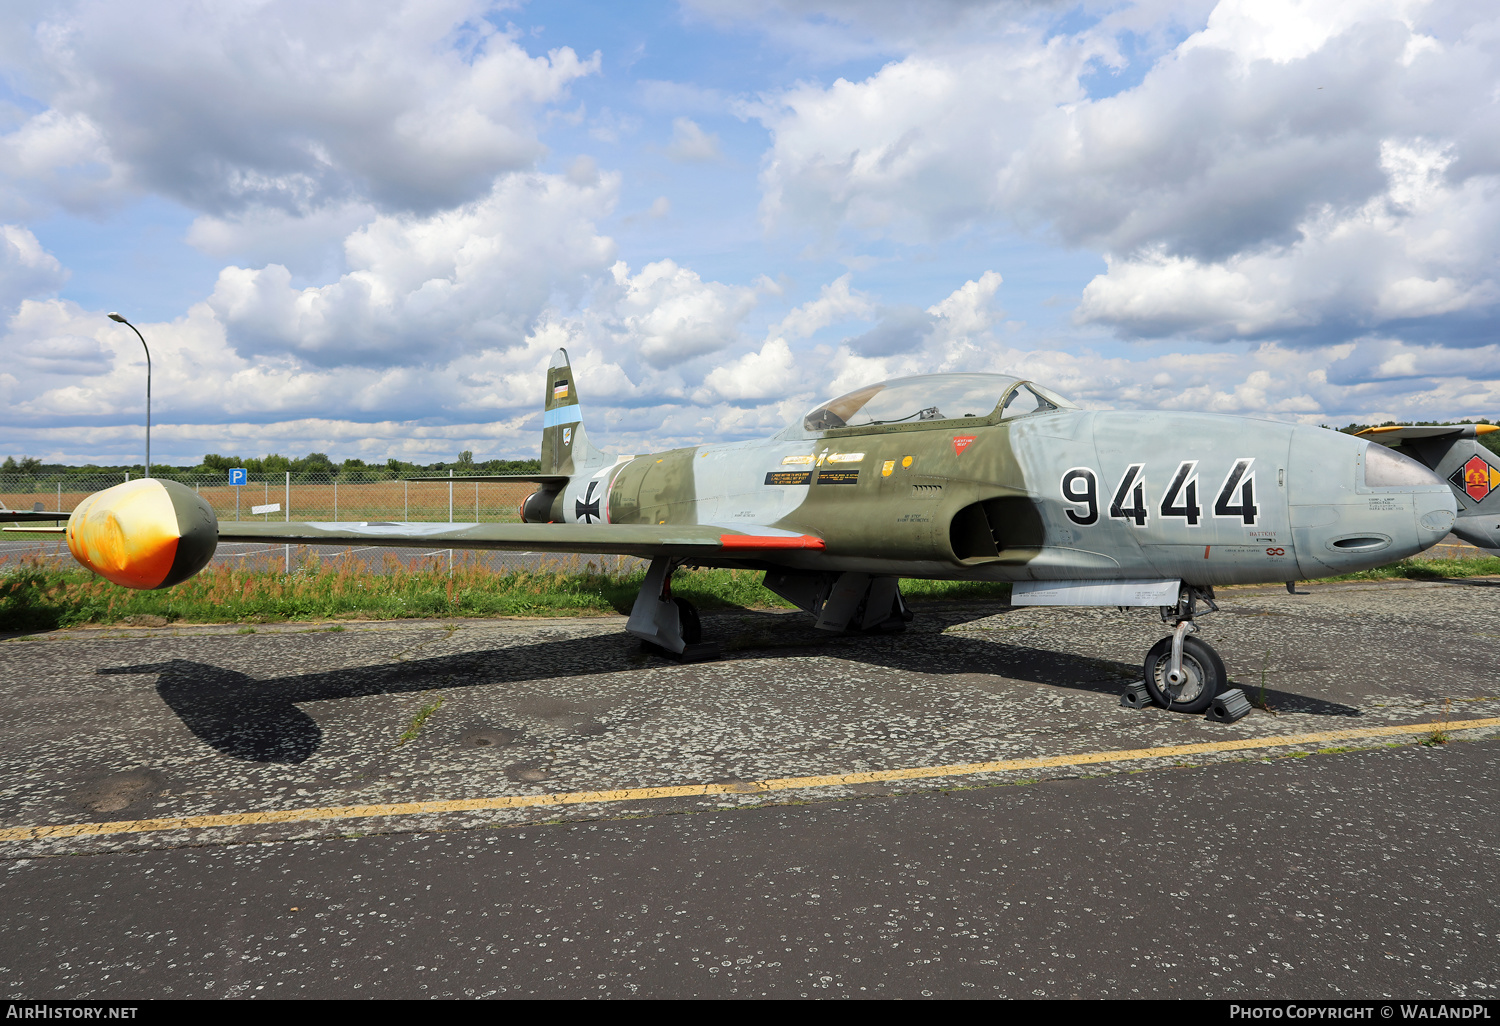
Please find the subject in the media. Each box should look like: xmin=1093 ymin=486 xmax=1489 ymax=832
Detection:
xmin=405 ymin=474 xmax=571 ymax=485
xmin=1357 ymin=425 xmax=1497 ymax=441
xmin=0 ymin=509 xmax=68 ymax=523
xmin=217 ymin=521 xmax=824 ymax=558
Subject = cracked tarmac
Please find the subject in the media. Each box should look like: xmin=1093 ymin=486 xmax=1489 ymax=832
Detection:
xmin=1 ymin=576 xmax=1498 ymax=997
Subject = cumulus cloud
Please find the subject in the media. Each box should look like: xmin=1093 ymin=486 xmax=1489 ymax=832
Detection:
xmin=682 ymin=0 xmax=1048 ymax=60
xmin=0 ymin=110 xmax=125 ymax=218
xmin=665 ymin=118 xmax=724 ymax=163
xmin=700 ymin=337 xmax=799 ymax=400
xmin=0 ymin=224 xmax=67 ymax=313
xmin=184 ymin=202 xmax=382 ymax=279
xmin=7 ymin=0 xmax=1500 ymax=465
xmin=753 ymin=0 xmax=1500 ymax=348
xmin=524 ymin=259 xmax=761 ymax=392
xmin=842 ymin=307 xmax=937 ymax=357
xmin=696 ymin=271 xmax=1003 ymax=405
xmin=206 ymin=170 xmax=619 ymax=367
xmin=0 ymin=0 xmax=598 ymax=218
xmin=603 ymin=259 xmax=758 ymax=366
xmin=770 ymin=273 xmax=875 ymax=339
xmin=5 ymin=263 xmax=1500 ymax=466
xmin=754 ymin=42 xmax=1086 ymax=241
xmin=1076 ymin=140 xmax=1500 ymax=341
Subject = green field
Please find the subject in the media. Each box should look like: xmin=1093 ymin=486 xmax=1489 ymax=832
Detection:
xmin=1 ymin=552 xmax=1495 ymax=632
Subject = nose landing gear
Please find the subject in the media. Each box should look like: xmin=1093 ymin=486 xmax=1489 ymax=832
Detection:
xmin=1142 ymin=586 xmax=1226 ymax=713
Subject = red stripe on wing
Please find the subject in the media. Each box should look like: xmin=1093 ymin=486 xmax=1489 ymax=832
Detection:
xmin=718 ymin=533 xmax=825 ymax=550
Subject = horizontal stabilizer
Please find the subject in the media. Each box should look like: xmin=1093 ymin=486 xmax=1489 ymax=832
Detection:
xmin=218 ymin=521 xmax=823 ymax=559
xmin=0 ymin=510 xmax=68 ymax=522
xmin=1357 ymin=424 xmax=1497 ymax=441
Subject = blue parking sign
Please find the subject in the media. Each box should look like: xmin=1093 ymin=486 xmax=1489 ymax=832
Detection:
xmin=228 ymin=468 xmax=247 ymax=486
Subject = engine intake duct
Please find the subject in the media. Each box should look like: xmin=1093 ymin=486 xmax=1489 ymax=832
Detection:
xmin=949 ymin=496 xmax=1045 ymax=563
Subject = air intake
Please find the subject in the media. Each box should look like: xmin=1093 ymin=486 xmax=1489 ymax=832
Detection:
xmin=949 ymin=497 xmax=1044 ymax=561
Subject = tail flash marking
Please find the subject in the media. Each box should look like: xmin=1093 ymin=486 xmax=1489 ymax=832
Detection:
xmin=544 ymin=404 xmax=581 ymax=428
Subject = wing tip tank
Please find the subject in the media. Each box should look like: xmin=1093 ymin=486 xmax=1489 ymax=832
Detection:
xmin=65 ymin=478 xmax=218 ymax=589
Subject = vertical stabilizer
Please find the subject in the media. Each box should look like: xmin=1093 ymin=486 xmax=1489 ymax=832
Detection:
xmin=542 ymin=348 xmax=608 ymax=476
xmin=1358 ymin=424 xmax=1500 ymax=550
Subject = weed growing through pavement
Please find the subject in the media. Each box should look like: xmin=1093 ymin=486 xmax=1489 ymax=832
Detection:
xmin=1250 ymin=652 xmax=1277 ymax=714
xmin=396 ymin=691 xmax=445 ymax=746
xmin=1423 ymin=698 xmax=1453 ymax=746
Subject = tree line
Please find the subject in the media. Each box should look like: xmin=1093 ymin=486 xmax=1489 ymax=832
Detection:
xmin=1 ymin=450 xmax=541 ymax=482
xmin=1333 ymin=419 xmax=1500 ymax=456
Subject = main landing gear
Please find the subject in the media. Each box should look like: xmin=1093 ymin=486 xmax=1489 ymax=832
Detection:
xmin=1141 ymin=585 xmax=1226 ymax=714
xmin=626 ymin=557 xmax=711 ymax=659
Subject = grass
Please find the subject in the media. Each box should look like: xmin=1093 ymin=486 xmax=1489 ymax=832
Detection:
xmin=1 ymin=549 xmax=1493 ymax=632
xmin=1316 ymin=555 xmax=1500 ymax=582
xmin=0 ymin=551 xmax=1013 ymax=630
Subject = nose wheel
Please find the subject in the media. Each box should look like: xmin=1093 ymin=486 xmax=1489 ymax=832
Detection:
xmin=1143 ymin=633 xmax=1226 ymax=713
xmin=1141 ymin=585 xmax=1226 ymax=713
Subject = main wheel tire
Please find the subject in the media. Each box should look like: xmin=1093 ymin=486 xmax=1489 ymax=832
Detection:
xmin=673 ymin=598 xmax=702 ymax=645
xmin=1143 ymin=634 xmax=1225 ymax=714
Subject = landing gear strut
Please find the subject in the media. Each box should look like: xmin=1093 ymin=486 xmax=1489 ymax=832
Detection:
xmin=626 ymin=557 xmax=711 ymax=659
xmin=1142 ymin=585 xmax=1226 ymax=714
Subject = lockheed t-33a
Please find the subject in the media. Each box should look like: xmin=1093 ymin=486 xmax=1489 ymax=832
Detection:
xmin=14 ymin=349 xmax=1492 ymax=715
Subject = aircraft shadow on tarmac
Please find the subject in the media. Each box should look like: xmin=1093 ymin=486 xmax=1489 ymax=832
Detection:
xmin=97 ymin=612 xmax=1359 ymax=764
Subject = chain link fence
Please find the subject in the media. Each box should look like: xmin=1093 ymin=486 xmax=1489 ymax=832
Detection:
xmin=1 ymin=471 xmax=533 ymax=524
xmin=0 ymin=472 xmax=639 ymax=576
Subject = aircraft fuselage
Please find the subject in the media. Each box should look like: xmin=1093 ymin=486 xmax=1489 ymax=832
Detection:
xmin=563 ymin=410 xmax=1456 ymax=586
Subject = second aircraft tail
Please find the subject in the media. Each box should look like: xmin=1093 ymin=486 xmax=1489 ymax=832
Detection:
xmin=1359 ymin=424 xmax=1500 ymax=550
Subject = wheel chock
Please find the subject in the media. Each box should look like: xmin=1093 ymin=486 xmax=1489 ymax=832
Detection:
xmin=640 ymin=640 xmax=721 ymax=663
xmin=1120 ymin=681 xmax=1152 ymax=709
xmin=678 ymin=641 xmax=722 ymax=663
xmin=1206 ymin=688 xmax=1252 ymax=723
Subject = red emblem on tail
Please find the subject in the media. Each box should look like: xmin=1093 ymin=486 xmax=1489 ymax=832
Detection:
xmin=952 ymin=435 xmax=976 ymax=456
xmin=1452 ymin=455 xmax=1498 ymax=503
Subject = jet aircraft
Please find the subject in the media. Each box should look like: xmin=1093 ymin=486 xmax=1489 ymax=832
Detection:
xmin=8 ymin=349 xmax=1486 ymax=715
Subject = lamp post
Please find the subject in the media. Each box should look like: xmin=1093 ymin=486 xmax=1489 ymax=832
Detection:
xmin=108 ymin=313 xmax=151 ymax=479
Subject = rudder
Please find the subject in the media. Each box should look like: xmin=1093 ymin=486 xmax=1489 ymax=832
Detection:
xmin=542 ymin=348 xmax=608 ymax=476
xmin=1360 ymin=424 xmax=1500 ymax=550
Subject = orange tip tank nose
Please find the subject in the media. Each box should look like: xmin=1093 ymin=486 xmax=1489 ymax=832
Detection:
xmin=65 ymin=478 xmax=218 ymax=589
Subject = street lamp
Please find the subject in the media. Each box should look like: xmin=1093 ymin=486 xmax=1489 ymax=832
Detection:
xmin=108 ymin=312 xmax=151 ymax=479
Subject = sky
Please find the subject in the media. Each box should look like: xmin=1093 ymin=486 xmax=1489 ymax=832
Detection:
xmin=1 ymin=0 xmax=1497 ymax=467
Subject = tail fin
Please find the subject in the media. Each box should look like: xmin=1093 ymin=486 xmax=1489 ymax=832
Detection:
xmin=542 ymin=348 xmax=608 ymax=476
xmin=1359 ymin=424 xmax=1500 ymax=549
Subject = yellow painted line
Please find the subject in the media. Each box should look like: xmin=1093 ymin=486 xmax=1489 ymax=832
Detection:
xmin=4 ymin=716 xmax=1497 ymax=844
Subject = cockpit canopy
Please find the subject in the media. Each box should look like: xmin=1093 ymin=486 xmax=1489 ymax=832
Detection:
xmin=802 ymin=372 xmax=1077 ymax=433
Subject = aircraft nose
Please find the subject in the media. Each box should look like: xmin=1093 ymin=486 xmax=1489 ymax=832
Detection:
xmin=1288 ymin=431 xmax=1455 ymax=578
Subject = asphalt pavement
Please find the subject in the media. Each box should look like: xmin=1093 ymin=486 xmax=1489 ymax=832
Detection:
xmin=1 ymin=576 xmax=1498 ymax=998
